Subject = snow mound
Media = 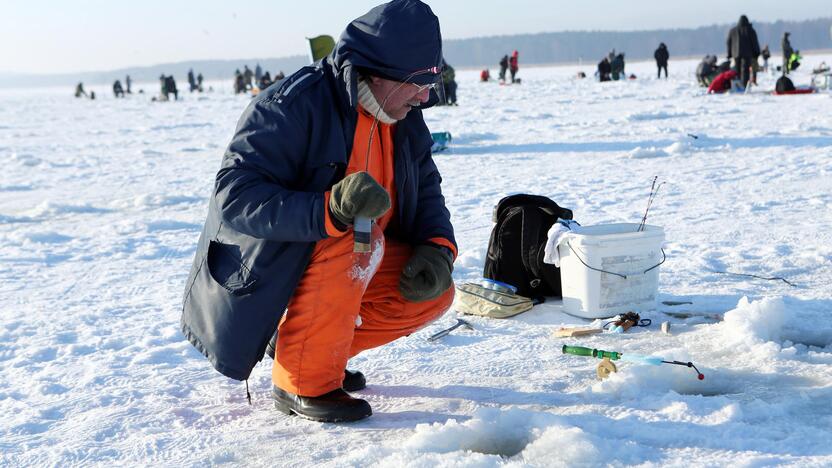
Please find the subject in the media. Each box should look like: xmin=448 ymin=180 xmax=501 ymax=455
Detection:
xmin=628 ymin=146 xmax=669 ymax=159
xmin=628 ymin=138 xmax=693 ymax=159
xmin=347 ymin=407 xmax=643 ymax=466
xmin=718 ymin=296 xmax=786 ymax=350
xmin=592 ymin=361 xmax=738 ymax=398
xmin=665 ymin=139 xmax=693 ymax=155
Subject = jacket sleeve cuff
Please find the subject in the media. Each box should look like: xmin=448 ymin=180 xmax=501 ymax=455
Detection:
xmin=324 ymin=191 xmax=348 ymax=238
xmin=427 ymin=237 xmax=457 ymax=261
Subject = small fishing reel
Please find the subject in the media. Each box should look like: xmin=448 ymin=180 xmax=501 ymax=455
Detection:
xmin=596 ymin=357 xmax=617 ymax=379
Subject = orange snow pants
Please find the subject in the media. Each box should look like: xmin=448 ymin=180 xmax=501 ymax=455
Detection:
xmin=271 ymin=224 xmax=454 ymax=397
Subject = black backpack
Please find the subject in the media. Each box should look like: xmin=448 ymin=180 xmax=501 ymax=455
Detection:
xmin=776 ymin=76 xmax=795 ymax=93
xmin=483 ymin=194 xmax=573 ymax=298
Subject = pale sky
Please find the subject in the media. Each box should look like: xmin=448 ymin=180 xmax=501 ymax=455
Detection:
xmin=1 ymin=0 xmax=829 ymax=74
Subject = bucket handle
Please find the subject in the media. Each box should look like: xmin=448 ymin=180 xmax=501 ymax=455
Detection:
xmin=565 ymin=241 xmax=666 ymax=280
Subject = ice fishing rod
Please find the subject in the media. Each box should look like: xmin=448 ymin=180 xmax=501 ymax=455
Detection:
xmin=561 ymin=345 xmax=704 ymax=380
xmin=354 ymin=65 xmax=441 ymax=253
xmin=637 ymin=176 xmax=665 ymax=232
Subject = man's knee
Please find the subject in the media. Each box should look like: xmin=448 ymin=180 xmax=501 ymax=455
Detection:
xmin=419 ymin=283 xmax=455 ymax=321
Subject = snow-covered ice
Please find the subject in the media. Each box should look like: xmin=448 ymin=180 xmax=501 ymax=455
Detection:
xmin=2 ymin=56 xmax=832 ymax=466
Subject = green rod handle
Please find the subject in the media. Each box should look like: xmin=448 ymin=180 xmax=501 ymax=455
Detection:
xmin=562 ymin=345 xmax=595 ymax=357
xmin=562 ymin=345 xmax=621 ymax=360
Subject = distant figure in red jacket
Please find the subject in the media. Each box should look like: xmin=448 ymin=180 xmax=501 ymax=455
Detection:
xmin=708 ymin=69 xmax=738 ymax=94
xmin=509 ymin=50 xmax=519 ymax=83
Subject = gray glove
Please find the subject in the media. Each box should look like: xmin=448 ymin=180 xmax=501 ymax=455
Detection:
xmin=328 ymin=172 xmax=391 ymax=228
xmin=399 ymin=245 xmax=454 ymax=302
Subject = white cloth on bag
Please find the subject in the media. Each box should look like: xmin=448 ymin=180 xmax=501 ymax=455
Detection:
xmin=543 ymin=219 xmax=581 ymax=267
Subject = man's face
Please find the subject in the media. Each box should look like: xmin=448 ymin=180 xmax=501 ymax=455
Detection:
xmin=367 ymin=76 xmax=433 ymax=121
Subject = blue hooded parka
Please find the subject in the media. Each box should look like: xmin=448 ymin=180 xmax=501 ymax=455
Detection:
xmin=181 ymin=0 xmax=455 ymax=381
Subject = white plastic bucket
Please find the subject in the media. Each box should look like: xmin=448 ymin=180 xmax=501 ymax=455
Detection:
xmin=557 ymin=223 xmax=665 ymax=319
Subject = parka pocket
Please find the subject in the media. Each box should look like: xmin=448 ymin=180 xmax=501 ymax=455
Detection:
xmin=206 ymin=240 xmax=260 ymax=295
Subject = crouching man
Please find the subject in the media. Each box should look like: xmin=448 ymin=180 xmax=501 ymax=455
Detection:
xmin=181 ymin=0 xmax=456 ymax=423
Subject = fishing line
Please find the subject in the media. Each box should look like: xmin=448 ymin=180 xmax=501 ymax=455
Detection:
xmin=354 ymin=66 xmax=440 ymax=252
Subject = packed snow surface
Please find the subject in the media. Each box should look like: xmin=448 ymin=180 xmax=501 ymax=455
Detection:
xmin=2 ymin=57 xmax=832 ymax=467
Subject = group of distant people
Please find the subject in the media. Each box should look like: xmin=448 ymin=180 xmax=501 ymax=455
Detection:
xmin=72 ymin=13 xmax=819 ymax=103
xmin=155 ymin=69 xmax=206 ymax=101
xmin=479 ymin=50 xmax=520 ymax=85
xmin=582 ymin=14 xmax=809 ymax=94
xmin=112 ymin=75 xmax=132 ymax=98
xmin=597 ymin=50 xmax=627 ymax=81
xmin=158 ymin=75 xmax=179 ymax=101
xmin=701 ymin=15 xmax=803 ymax=94
xmin=77 ymin=71 xmax=208 ymax=101
xmin=234 ymin=64 xmax=285 ymax=94
xmin=187 ymin=69 xmax=205 ymax=93
xmin=75 ymin=75 xmax=133 ymax=100
xmin=499 ymin=51 xmax=520 ymax=83
xmin=74 ymin=82 xmax=95 ymax=100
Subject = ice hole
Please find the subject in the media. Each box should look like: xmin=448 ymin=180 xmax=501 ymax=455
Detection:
xmin=462 ymin=432 xmax=531 ymax=458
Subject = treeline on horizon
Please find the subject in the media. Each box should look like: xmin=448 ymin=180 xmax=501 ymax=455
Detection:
xmin=445 ymin=17 xmax=832 ymax=68
xmin=3 ymin=17 xmax=830 ymax=88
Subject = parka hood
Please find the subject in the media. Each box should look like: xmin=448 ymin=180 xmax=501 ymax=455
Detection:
xmin=328 ymin=0 xmax=443 ymax=110
xmin=332 ymin=0 xmax=442 ymax=86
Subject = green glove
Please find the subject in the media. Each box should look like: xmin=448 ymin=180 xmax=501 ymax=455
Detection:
xmin=328 ymin=172 xmax=391 ymax=228
xmin=399 ymin=245 xmax=454 ymax=302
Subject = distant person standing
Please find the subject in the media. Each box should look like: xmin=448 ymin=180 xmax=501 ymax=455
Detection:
xmin=761 ymin=45 xmax=771 ymax=72
xmin=255 ymin=63 xmax=262 ymax=83
xmin=233 ymin=69 xmax=245 ymax=94
xmin=440 ymin=59 xmax=457 ymax=105
xmin=781 ymin=32 xmax=793 ymax=75
xmin=159 ymin=75 xmax=167 ymax=99
xmin=243 ymin=65 xmax=254 ymax=90
xmin=509 ymin=50 xmax=519 ymax=83
xmin=611 ymin=53 xmax=625 ymax=80
xmin=125 ymin=75 xmax=132 ymax=94
xmin=498 ymin=54 xmax=508 ymax=82
xmin=654 ymin=43 xmax=669 ymax=79
xmin=167 ymin=75 xmax=179 ymax=100
xmin=196 ymin=73 xmax=204 ymax=92
xmin=726 ymin=15 xmax=760 ymax=88
xmin=188 ymin=69 xmax=197 ymax=92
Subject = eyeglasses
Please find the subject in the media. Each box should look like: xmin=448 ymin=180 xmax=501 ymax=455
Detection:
xmin=409 ymin=81 xmax=439 ymax=93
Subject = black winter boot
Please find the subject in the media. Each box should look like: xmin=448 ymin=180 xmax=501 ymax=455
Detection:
xmin=342 ymin=369 xmax=366 ymax=392
xmin=273 ymin=386 xmax=372 ymax=422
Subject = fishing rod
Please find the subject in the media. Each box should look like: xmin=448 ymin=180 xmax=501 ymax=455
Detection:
xmin=562 ymin=345 xmax=704 ymax=380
